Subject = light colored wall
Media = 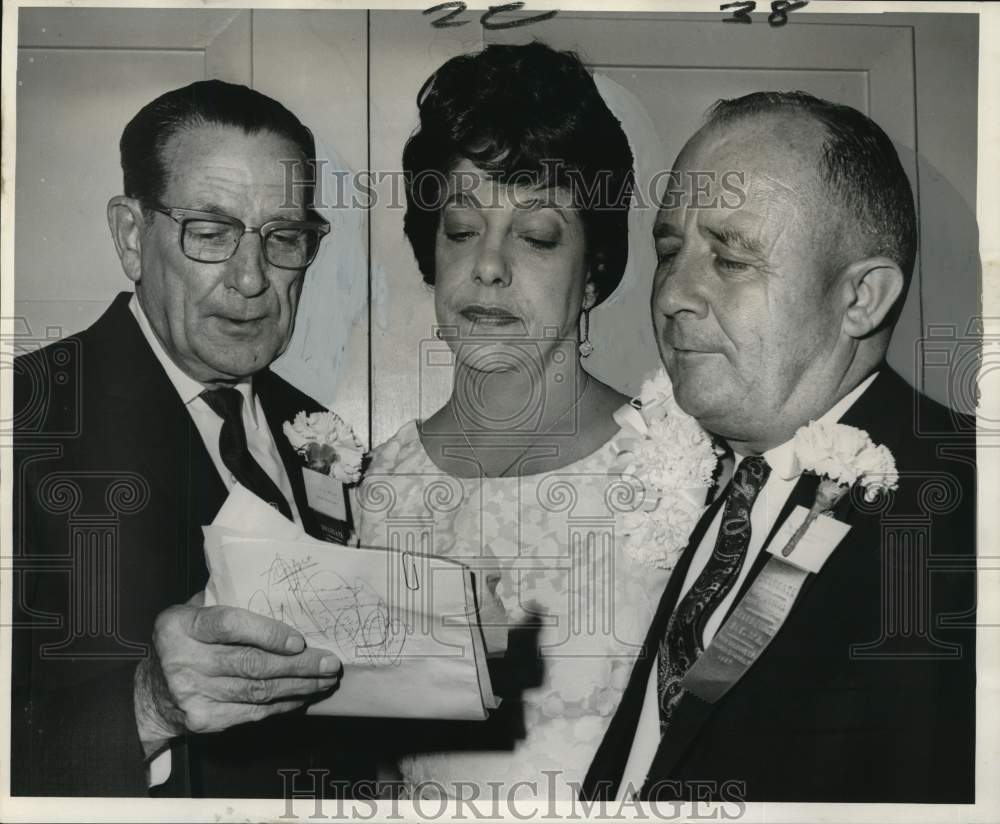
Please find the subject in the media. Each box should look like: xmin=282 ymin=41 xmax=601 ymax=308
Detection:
xmin=365 ymin=11 xmax=981 ymax=442
xmin=807 ymin=12 xmax=980 ymax=411
xmin=900 ymin=12 xmax=980 ymax=412
xmin=13 ymin=9 xmax=981 ymax=449
xmin=251 ymin=10 xmax=371 ymax=441
xmin=13 ymin=8 xmax=373 ymax=443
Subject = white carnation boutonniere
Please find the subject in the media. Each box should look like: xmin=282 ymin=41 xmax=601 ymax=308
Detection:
xmin=613 ymin=368 xmax=721 ymax=571
xmin=780 ymin=420 xmax=898 ymax=559
xmin=283 ymin=410 xmax=365 ymax=484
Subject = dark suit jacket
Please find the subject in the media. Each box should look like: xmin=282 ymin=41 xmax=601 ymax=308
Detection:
xmin=11 ymin=292 xmax=372 ymax=797
xmin=583 ymin=368 xmax=976 ymax=803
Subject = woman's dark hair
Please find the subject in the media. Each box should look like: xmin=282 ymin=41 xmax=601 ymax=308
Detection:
xmin=120 ymin=79 xmax=316 ymax=211
xmin=402 ymin=42 xmax=635 ymax=305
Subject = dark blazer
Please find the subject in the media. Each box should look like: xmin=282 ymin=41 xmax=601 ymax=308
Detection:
xmin=583 ymin=368 xmax=976 ymax=803
xmin=11 ymin=292 xmax=372 ymax=797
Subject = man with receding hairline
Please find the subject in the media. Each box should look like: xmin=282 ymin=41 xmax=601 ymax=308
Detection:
xmin=584 ymin=91 xmax=975 ymax=803
xmin=12 ymin=79 xmax=369 ymax=797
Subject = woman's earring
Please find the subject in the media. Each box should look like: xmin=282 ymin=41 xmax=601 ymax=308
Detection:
xmin=578 ymin=309 xmax=593 ymax=358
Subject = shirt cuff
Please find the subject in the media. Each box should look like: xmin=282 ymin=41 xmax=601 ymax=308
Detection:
xmin=146 ymin=744 xmax=172 ymax=788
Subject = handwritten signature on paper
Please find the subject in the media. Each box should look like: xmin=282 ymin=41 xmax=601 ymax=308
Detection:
xmin=249 ymin=555 xmax=407 ymax=666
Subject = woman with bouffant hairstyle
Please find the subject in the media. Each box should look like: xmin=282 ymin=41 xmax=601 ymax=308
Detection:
xmin=358 ymin=42 xmax=667 ymax=799
xmin=401 ymin=41 xmax=634 ymax=305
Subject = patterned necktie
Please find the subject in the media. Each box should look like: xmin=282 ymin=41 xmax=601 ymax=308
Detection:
xmin=200 ymin=387 xmax=293 ymax=519
xmin=657 ymin=455 xmax=771 ymax=732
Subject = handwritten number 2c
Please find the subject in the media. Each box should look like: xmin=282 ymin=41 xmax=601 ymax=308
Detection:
xmin=481 ymin=3 xmax=558 ymax=30
xmin=424 ymin=2 xmax=558 ymax=30
xmin=424 ymin=1 xmax=467 ymax=27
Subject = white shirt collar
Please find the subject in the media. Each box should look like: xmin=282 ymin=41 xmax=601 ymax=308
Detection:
xmin=128 ymin=293 xmax=254 ymax=411
xmin=748 ymin=371 xmax=880 ymax=481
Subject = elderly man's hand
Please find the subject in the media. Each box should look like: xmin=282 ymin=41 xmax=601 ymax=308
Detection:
xmin=134 ymin=596 xmax=341 ymax=749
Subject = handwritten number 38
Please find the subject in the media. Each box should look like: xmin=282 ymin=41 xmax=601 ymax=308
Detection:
xmin=721 ymin=1 xmax=808 ymax=26
xmin=424 ymin=2 xmax=558 ymax=30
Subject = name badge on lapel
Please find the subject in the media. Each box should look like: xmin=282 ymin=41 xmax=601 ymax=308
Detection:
xmin=767 ymin=505 xmax=851 ymax=573
xmin=282 ymin=409 xmax=364 ymax=546
xmin=304 ymin=467 xmax=348 ymax=521
xmin=303 ymin=468 xmax=353 ymax=544
xmin=682 ymin=508 xmax=852 ymax=705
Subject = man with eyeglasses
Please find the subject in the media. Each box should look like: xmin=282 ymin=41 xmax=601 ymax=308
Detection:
xmin=12 ymin=80 xmax=371 ymax=797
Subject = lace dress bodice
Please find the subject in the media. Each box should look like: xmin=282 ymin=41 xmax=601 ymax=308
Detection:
xmin=356 ymin=420 xmax=669 ymax=800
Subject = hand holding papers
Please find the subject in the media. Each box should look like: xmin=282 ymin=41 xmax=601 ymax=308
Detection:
xmin=204 ymin=484 xmax=498 ymax=720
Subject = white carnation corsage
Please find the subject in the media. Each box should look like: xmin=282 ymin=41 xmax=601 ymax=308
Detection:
xmin=614 ymin=368 xmax=720 ymax=570
xmin=779 ymin=420 xmax=898 ymax=559
xmin=283 ymin=410 xmax=365 ymax=484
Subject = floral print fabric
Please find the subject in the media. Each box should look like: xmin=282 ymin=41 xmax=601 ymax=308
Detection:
xmin=357 ymin=420 xmax=670 ymax=799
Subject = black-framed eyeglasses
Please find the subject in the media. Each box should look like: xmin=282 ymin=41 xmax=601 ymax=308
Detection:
xmin=147 ymin=202 xmax=331 ymax=269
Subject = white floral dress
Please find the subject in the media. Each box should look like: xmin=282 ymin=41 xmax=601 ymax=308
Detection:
xmin=356 ymin=420 xmax=670 ymax=800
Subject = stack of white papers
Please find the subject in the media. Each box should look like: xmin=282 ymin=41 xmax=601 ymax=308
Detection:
xmin=204 ymin=484 xmax=498 ymax=720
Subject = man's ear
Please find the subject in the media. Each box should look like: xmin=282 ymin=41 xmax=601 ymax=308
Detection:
xmin=839 ymin=256 xmax=905 ymax=339
xmin=583 ymin=250 xmax=606 ymax=311
xmin=107 ymin=196 xmax=146 ymax=284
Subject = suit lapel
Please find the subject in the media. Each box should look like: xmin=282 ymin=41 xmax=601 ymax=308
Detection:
xmin=254 ymin=371 xmax=323 ymax=540
xmin=639 ymin=475 xmax=824 ymax=792
xmin=837 ymin=366 xmax=909 ymax=458
xmin=728 ymin=366 xmax=907 ymax=612
xmin=88 ymin=293 xmax=227 ymax=590
xmin=93 ymin=295 xmax=332 ymax=544
xmin=581 ymin=490 xmax=729 ymax=800
xmin=638 ymin=367 xmax=905 ymax=791
xmin=726 ymin=471 xmax=822 ymax=612
xmin=82 ymin=293 xmax=227 ymax=794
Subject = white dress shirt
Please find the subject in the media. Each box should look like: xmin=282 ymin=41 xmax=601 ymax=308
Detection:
xmin=617 ymin=373 xmax=878 ymax=799
xmin=129 ymin=294 xmax=301 ymax=524
xmin=128 ymin=294 xmax=302 ymax=787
